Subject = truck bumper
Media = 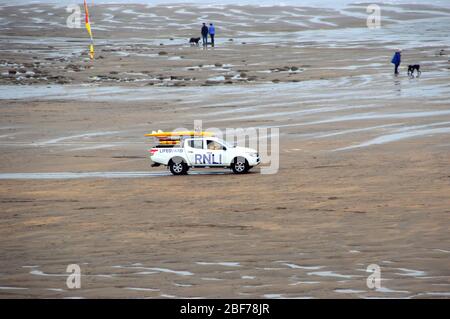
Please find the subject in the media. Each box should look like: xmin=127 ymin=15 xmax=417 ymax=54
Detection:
xmin=248 ymin=156 xmax=260 ymax=166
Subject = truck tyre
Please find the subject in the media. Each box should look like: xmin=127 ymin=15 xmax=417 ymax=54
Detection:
xmin=232 ymin=157 xmax=249 ymax=174
xmin=169 ymin=158 xmax=188 ymax=175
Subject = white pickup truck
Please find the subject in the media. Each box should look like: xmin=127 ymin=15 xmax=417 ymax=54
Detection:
xmin=149 ymin=137 xmax=260 ymax=175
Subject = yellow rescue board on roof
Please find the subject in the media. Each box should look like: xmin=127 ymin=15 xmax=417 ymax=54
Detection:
xmin=145 ymin=131 xmax=215 ymax=137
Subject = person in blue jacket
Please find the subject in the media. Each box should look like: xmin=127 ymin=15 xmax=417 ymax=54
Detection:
xmin=201 ymin=23 xmax=209 ymax=47
xmin=391 ymin=49 xmax=402 ymax=75
xmin=209 ymin=23 xmax=216 ymax=47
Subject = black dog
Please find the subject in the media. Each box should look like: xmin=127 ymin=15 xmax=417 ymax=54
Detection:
xmin=189 ymin=37 xmax=200 ymax=46
xmin=408 ymin=64 xmax=421 ymax=77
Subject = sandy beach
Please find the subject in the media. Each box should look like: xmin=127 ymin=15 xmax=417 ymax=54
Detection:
xmin=0 ymin=2 xmax=449 ymax=298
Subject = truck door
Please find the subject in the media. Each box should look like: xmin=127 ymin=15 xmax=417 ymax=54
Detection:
xmin=185 ymin=139 xmax=206 ymax=166
xmin=205 ymin=140 xmax=227 ymax=166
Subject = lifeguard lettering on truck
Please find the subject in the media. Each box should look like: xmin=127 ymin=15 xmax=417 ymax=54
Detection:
xmin=148 ymin=137 xmax=260 ymax=175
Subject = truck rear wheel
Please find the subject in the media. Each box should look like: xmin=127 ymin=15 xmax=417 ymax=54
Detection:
xmin=232 ymin=157 xmax=249 ymax=174
xmin=169 ymin=159 xmax=188 ymax=175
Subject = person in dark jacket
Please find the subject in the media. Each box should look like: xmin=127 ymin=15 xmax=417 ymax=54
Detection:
xmin=209 ymin=23 xmax=216 ymax=47
xmin=201 ymin=23 xmax=209 ymax=47
xmin=391 ymin=49 xmax=402 ymax=75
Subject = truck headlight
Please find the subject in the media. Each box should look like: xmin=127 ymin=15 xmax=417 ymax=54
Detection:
xmin=248 ymin=152 xmax=258 ymax=157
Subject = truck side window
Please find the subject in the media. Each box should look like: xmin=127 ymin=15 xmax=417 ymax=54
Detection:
xmin=207 ymin=140 xmax=225 ymax=151
xmin=188 ymin=140 xmax=203 ymax=149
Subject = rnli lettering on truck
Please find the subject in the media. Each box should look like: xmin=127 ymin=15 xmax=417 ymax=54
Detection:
xmin=195 ymin=153 xmax=223 ymax=165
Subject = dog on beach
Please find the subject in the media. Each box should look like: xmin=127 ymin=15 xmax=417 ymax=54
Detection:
xmin=408 ymin=64 xmax=421 ymax=77
xmin=189 ymin=37 xmax=201 ymax=46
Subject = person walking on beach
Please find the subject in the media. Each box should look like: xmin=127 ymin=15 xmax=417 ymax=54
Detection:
xmin=391 ymin=49 xmax=402 ymax=75
xmin=201 ymin=23 xmax=209 ymax=47
xmin=209 ymin=23 xmax=216 ymax=47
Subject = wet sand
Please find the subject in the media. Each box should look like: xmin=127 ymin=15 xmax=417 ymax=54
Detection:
xmin=0 ymin=3 xmax=449 ymax=298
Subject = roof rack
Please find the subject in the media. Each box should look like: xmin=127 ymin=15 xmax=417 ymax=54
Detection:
xmin=146 ymin=130 xmax=216 ymax=148
xmin=145 ymin=130 xmax=215 ymax=138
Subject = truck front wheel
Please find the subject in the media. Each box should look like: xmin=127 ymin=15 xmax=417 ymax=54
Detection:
xmin=231 ymin=157 xmax=249 ymax=174
xmin=169 ymin=159 xmax=188 ymax=175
